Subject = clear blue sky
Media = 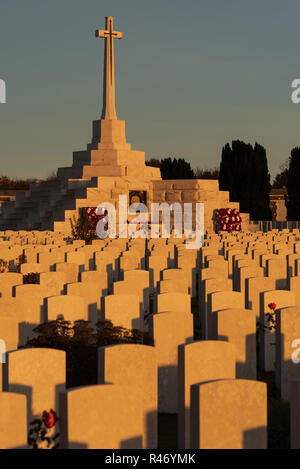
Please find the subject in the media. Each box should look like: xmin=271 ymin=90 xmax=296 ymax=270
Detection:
xmin=0 ymin=0 xmax=300 ymax=180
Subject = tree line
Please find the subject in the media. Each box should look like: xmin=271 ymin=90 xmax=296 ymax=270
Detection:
xmin=146 ymin=143 xmax=300 ymax=220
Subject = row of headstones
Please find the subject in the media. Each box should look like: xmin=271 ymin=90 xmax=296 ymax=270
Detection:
xmin=0 ymin=235 xmax=191 ymax=340
xmin=0 ymin=230 xmax=296 ymax=316
xmin=0 ymin=236 xmax=189 ymax=341
xmin=1 ymin=236 xmax=298 ymax=290
xmin=0 ymin=227 xmax=299 ymax=252
xmin=188 ymin=233 xmax=300 ymax=413
xmin=1 ymin=238 xmax=299 ymax=382
xmin=0 ymin=227 xmax=195 ymax=248
xmin=1 ymin=228 xmax=298 ymax=291
xmin=1 ymin=232 xmax=300 ymax=403
xmin=0 ymin=273 xmax=191 ymax=346
xmin=1 ymin=292 xmax=294 ymax=440
xmin=1 ymin=229 xmax=298 ymax=312
xmin=0 ymin=227 xmax=200 ymax=338
xmin=0 ymin=343 xmax=272 ymax=449
xmin=0 ymin=230 xmax=69 ymax=246
xmin=197 ymin=241 xmax=300 ymax=403
xmin=0 ymin=238 xmax=271 ymax=449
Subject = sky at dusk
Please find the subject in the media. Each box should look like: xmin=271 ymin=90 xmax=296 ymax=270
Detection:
xmin=1 ymin=0 xmax=300 ymax=179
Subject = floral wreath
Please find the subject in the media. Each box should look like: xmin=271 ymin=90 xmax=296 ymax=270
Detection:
xmin=215 ymin=208 xmax=242 ymax=232
xmin=84 ymin=207 xmax=109 ymax=230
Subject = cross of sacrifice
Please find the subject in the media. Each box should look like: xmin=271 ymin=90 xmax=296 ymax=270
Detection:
xmin=95 ymin=16 xmax=123 ymax=120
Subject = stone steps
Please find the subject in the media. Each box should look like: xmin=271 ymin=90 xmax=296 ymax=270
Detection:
xmin=0 ymin=176 xmax=95 ymax=231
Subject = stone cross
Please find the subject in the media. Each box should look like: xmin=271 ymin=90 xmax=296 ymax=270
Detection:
xmin=96 ymin=17 xmax=123 ymax=120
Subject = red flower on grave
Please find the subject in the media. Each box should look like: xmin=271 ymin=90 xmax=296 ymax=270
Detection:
xmin=218 ymin=208 xmax=227 ymax=217
xmin=84 ymin=207 xmax=109 ymax=229
xmin=42 ymin=409 xmax=58 ymax=429
xmin=268 ymin=302 xmax=276 ymax=311
xmin=216 ymin=207 xmax=242 ymax=233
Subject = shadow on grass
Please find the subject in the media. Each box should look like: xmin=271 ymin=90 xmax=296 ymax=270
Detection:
xmin=268 ymin=397 xmax=290 ymax=449
xmin=157 ymin=298 xmax=289 ymax=449
xmin=258 ymin=369 xmax=290 ymax=449
xmin=157 ymin=414 xmax=178 ymax=449
xmin=191 ymin=297 xmax=201 ymax=340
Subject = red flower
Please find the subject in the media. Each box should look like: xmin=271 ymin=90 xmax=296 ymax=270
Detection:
xmin=42 ymin=409 xmax=58 ymax=429
xmin=268 ymin=302 xmax=276 ymax=311
xmin=218 ymin=208 xmax=227 ymax=217
xmin=217 ymin=208 xmax=242 ymax=233
xmin=84 ymin=207 xmax=109 ymax=228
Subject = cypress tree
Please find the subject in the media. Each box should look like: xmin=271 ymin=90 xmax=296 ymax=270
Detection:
xmin=251 ymin=143 xmax=272 ymax=219
xmin=287 ymin=147 xmax=300 ymax=220
xmin=219 ymin=140 xmax=271 ymax=220
xmin=160 ymin=157 xmax=195 ymax=179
